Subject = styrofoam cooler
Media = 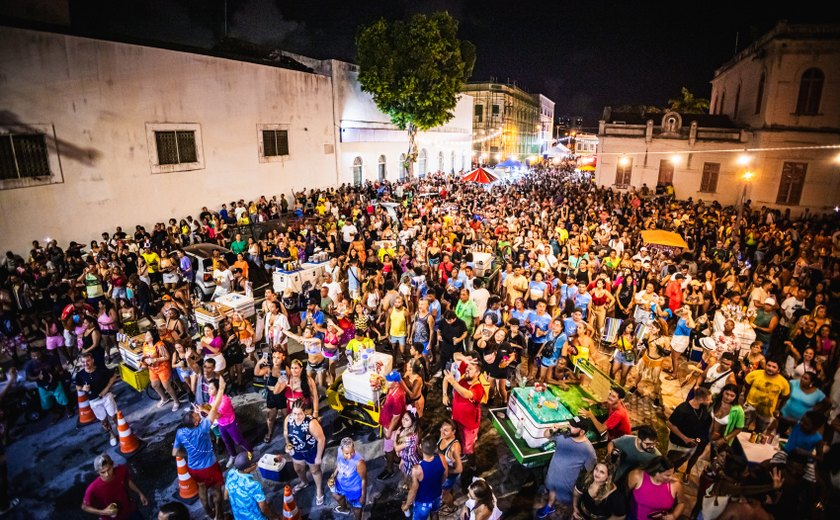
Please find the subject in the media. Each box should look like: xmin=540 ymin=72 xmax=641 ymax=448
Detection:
xmin=507 ymin=391 xmax=570 ymax=448
xmin=273 ymin=270 xmax=302 ymax=293
xmin=214 ymin=293 xmax=255 ymax=319
xmin=341 ymin=352 xmax=394 ymax=405
xmin=472 ymin=251 xmax=493 ymax=277
xmin=258 ymin=453 xmax=285 ymax=482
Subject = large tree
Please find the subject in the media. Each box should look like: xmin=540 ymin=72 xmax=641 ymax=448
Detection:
xmin=356 ymin=11 xmax=475 ymax=178
xmin=668 ymin=87 xmax=710 ymax=114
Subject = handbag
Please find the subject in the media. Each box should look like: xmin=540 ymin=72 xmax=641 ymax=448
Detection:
xmin=701 ymin=484 xmax=730 ymax=520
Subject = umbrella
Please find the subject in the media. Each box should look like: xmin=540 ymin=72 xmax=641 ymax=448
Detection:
xmin=577 ymin=165 xmax=596 ymax=172
xmin=462 ymin=167 xmax=498 ymax=184
xmin=497 ymin=158 xmax=522 ymax=168
xmin=641 ymin=230 xmax=689 ymax=249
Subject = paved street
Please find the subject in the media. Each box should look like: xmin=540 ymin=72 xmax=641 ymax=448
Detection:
xmin=4 ymin=346 xmax=701 ymax=520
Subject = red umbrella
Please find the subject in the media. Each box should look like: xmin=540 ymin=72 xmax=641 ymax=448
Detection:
xmin=462 ymin=167 xmax=498 ymax=184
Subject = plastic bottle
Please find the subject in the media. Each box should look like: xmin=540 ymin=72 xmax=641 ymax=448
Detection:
xmin=515 ymin=422 xmax=524 ymax=439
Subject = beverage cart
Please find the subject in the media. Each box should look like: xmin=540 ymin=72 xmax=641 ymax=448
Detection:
xmin=326 ymin=351 xmax=393 ymax=434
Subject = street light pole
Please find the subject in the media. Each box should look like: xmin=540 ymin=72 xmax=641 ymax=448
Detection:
xmin=734 ymin=170 xmax=753 ymax=235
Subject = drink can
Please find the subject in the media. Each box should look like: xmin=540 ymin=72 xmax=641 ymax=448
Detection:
xmin=749 ymin=432 xmax=757 ymax=443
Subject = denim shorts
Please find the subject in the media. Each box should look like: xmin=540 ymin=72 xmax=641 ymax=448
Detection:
xmin=390 ymin=335 xmax=407 ymax=347
xmin=442 ymin=473 xmax=460 ymax=490
xmin=614 ymin=350 xmax=636 ymax=366
xmin=412 ymin=496 xmax=442 ymax=520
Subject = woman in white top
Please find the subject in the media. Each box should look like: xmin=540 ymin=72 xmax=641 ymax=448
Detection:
xmin=461 ymin=478 xmax=503 ymax=520
xmin=265 ymin=300 xmax=290 ymax=352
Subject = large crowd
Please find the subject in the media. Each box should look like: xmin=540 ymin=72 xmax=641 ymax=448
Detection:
xmin=1 ymin=164 xmax=839 ymax=520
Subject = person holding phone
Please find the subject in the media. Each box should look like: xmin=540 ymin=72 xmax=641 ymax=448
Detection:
xmin=253 ymin=350 xmax=288 ymax=443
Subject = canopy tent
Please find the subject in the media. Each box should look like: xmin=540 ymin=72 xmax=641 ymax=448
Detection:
xmin=496 ymin=158 xmax=523 ymax=168
xmin=544 ymin=143 xmax=572 ymax=157
xmin=462 ymin=167 xmax=498 ymax=184
xmin=641 ymin=230 xmax=689 ymax=249
xmin=577 ymin=165 xmax=596 ymax=172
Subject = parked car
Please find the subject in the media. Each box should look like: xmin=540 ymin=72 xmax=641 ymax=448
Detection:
xmin=182 ymin=244 xmax=235 ymax=301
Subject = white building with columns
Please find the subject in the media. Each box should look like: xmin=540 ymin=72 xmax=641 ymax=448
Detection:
xmin=0 ymin=25 xmax=472 ymax=252
xmin=595 ymin=22 xmax=840 ymax=211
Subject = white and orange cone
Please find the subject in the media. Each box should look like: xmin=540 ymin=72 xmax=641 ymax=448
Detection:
xmin=116 ymin=410 xmax=143 ymax=456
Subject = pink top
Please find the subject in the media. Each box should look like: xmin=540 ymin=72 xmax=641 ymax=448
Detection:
xmin=632 ymin=473 xmax=674 ymax=520
xmin=98 ymin=313 xmax=118 ymax=331
xmin=202 ymin=336 xmax=223 ymax=356
xmin=216 ymin=395 xmax=235 ymax=426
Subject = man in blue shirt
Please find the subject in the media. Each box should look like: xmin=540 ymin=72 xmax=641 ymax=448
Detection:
xmin=527 ymin=299 xmax=552 ymax=380
xmin=173 ymin=377 xmax=226 ymax=520
xmin=225 ymin=452 xmax=279 ymax=520
xmin=537 ymin=319 xmax=567 ymax=382
xmin=574 ymin=282 xmax=592 ymax=319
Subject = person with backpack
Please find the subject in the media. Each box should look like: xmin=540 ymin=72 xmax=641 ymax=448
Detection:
xmin=442 ymin=352 xmax=490 ymax=479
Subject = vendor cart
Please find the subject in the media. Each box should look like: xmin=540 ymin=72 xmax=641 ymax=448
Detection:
xmin=326 ymin=352 xmax=393 ymax=434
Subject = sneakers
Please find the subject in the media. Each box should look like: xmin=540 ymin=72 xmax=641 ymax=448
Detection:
xmin=537 ymin=505 xmax=556 ymax=518
xmin=376 ymin=470 xmax=394 ymax=481
xmin=109 ymin=435 xmax=118 ymax=447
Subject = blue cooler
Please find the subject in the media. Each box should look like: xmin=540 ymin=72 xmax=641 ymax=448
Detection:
xmin=257 ymin=454 xmax=285 ymax=482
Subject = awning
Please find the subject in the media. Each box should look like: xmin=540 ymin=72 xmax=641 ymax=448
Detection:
xmin=462 ymin=167 xmax=498 ymax=184
xmin=496 ymin=158 xmax=522 ymax=168
xmin=577 ymin=165 xmax=596 ymax=172
xmin=641 ymin=230 xmax=689 ymax=249
xmin=545 ymin=144 xmax=572 ymax=157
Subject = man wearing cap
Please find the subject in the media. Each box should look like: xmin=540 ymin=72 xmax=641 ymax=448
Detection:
xmin=579 ymin=387 xmax=632 ymax=441
xmin=81 ymin=453 xmax=148 ymax=520
xmin=224 ymin=452 xmax=279 ymax=520
xmin=377 ymin=370 xmax=406 ymax=481
xmin=751 ymin=298 xmax=779 ymax=354
xmin=172 ymin=377 xmax=227 ymax=520
xmin=537 ymin=416 xmax=596 ymax=519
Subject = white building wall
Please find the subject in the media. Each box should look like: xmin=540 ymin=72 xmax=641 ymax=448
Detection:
xmin=0 ymin=27 xmax=337 ymax=252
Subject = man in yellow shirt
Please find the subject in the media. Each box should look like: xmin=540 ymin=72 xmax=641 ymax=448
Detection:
xmin=141 ymin=245 xmax=161 ymax=288
xmin=503 ymin=265 xmax=529 ymax=307
xmin=744 ymin=359 xmax=790 ymax=433
xmin=345 ymin=328 xmax=375 ymax=361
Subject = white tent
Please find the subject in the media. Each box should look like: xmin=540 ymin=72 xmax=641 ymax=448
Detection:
xmin=544 ymin=143 xmax=572 ymax=157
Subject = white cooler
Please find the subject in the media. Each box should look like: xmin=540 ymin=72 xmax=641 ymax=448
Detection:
xmin=472 ymin=251 xmax=494 ymax=277
xmin=273 ymin=270 xmax=302 ymax=293
xmin=506 ymin=389 xmax=572 ymax=449
xmin=214 ymin=293 xmax=255 ymax=319
xmin=257 ymin=453 xmax=285 ymax=482
xmin=341 ymin=353 xmax=393 ymax=406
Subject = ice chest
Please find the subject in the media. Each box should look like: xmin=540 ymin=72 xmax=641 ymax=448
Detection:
xmin=507 ymin=387 xmax=575 ymax=448
xmin=257 ymin=454 xmax=285 ymax=482
xmin=215 ymin=293 xmax=256 ymax=319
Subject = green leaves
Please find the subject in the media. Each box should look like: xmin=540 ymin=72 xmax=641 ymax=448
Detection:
xmin=356 ymin=11 xmax=475 ymax=132
xmin=668 ymin=87 xmax=710 ymax=114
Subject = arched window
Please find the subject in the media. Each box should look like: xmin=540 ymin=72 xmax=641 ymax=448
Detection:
xmin=418 ymin=149 xmax=427 ymax=177
xmin=437 ymin=151 xmax=444 ymax=172
xmin=733 ymin=84 xmax=741 ymax=117
xmin=450 ymin=151 xmax=456 ymax=173
xmin=754 ymin=71 xmax=766 ymax=114
xmin=377 ymin=155 xmax=386 ymax=181
xmin=461 ymin=152 xmax=466 ymax=171
xmin=399 ymin=153 xmax=407 ymax=180
xmin=352 ymin=156 xmax=363 ymax=186
xmin=796 ymin=68 xmax=823 ymax=115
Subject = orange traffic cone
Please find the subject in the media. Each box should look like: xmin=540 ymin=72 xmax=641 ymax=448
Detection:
xmin=76 ymin=390 xmax=97 ymax=427
xmin=116 ymin=410 xmax=143 ymax=456
xmin=174 ymin=456 xmax=199 ymax=503
xmin=283 ymin=484 xmax=301 ymax=520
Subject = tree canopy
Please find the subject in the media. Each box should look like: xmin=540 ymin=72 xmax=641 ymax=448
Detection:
xmin=668 ymin=87 xmax=710 ymax=114
xmin=355 ymin=11 xmax=475 ymax=132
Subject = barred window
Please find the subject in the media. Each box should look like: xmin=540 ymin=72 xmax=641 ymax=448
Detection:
xmin=154 ymin=130 xmax=197 ymax=165
xmin=0 ymin=134 xmax=51 ymax=180
xmin=262 ymin=130 xmax=289 ymax=157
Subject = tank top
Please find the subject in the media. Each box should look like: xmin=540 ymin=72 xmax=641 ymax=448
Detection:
xmin=389 ymin=307 xmax=407 ymax=337
xmin=632 ymin=473 xmax=674 ymax=520
xmin=415 ymin=456 xmax=445 ymax=504
xmin=336 ymin=452 xmax=363 ymax=498
xmin=413 ymin=312 xmax=431 ymax=344
xmin=288 ymin=416 xmax=318 ymax=454
xmin=591 ymin=291 xmax=608 ymax=306
xmin=97 ymin=312 xmax=117 ymax=331
xmin=464 ymin=498 xmax=503 ymax=520
xmin=437 ymin=438 xmax=460 ymax=473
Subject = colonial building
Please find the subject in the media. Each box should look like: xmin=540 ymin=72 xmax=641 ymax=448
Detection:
xmin=534 ymin=94 xmax=555 ymax=156
xmin=464 ymin=81 xmax=549 ymax=162
xmin=596 ymin=22 xmax=840 ymax=211
xmin=0 ymin=25 xmax=472 ymax=252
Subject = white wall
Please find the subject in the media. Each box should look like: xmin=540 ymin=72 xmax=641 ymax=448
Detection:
xmin=0 ymin=27 xmax=338 ymax=252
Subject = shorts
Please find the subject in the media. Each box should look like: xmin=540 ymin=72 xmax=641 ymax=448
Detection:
xmin=188 ymin=462 xmax=224 ymax=487
xmin=46 ymin=335 xmax=64 ymax=350
xmin=266 ymin=392 xmax=286 ymax=410
xmin=38 ymin=384 xmax=69 ymax=410
xmin=334 ymin=480 xmax=363 ymax=508
xmin=149 ymin=364 xmax=172 ymax=383
xmin=64 ymin=329 xmax=77 ymax=348
xmin=383 ymin=429 xmax=396 ymax=453
xmin=412 ymin=496 xmax=442 ymax=520
xmin=163 ymin=272 xmax=180 ymax=284
xmin=614 ymin=350 xmax=636 ymax=366
xmin=390 ymin=335 xmax=406 ymax=347
xmin=743 ymin=404 xmax=773 ymax=432
xmin=291 ymin=446 xmax=318 ymax=465
xmin=110 ymin=287 xmax=127 ymax=300
xmin=442 ymin=473 xmax=460 ymax=491
xmin=89 ymin=393 xmax=117 ymax=420
xmin=540 ymin=356 xmax=558 ymax=368
xmin=670 ymin=335 xmax=690 ymax=354
xmin=456 ymin=423 xmax=478 ymax=456
xmin=528 ymin=339 xmax=545 ymax=359
xmin=307 ymin=358 xmax=328 ymax=373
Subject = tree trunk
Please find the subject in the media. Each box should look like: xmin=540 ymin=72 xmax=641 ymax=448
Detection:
xmin=405 ymin=123 xmax=418 ymax=179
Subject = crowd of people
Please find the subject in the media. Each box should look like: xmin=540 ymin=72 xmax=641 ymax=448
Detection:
xmin=0 ymin=164 xmax=839 ymax=520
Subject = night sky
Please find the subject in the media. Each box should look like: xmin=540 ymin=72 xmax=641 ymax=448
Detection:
xmin=69 ymin=0 xmax=834 ymax=127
